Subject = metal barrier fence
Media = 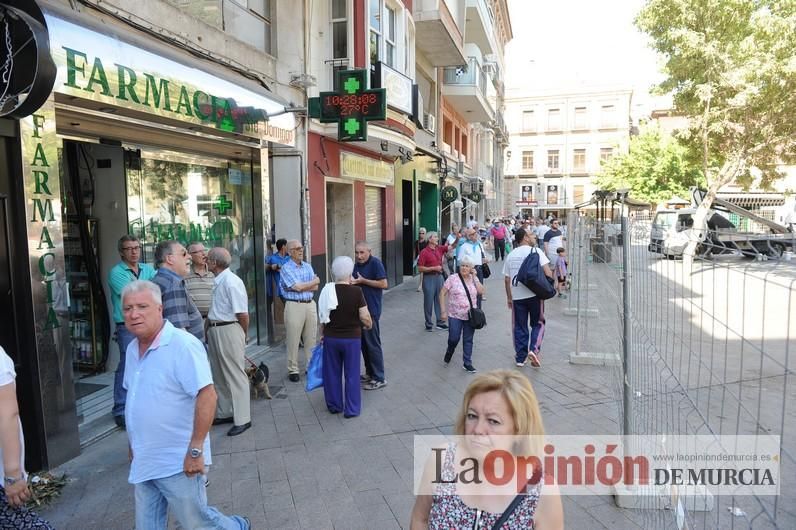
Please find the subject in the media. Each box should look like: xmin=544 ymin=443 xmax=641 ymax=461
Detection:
xmin=566 ymin=208 xmax=796 ymax=529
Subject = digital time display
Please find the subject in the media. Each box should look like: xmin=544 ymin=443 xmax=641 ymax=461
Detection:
xmin=321 ymin=93 xmax=384 ymax=120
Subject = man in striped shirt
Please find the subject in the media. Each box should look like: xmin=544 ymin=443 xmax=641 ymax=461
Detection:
xmin=151 ymin=240 xmax=204 ymax=342
xmin=185 ymin=242 xmax=215 ymax=320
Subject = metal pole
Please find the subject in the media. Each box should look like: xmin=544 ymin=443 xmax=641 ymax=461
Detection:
xmin=621 ymin=210 xmax=633 ymax=436
xmin=574 ymin=212 xmax=583 ymax=355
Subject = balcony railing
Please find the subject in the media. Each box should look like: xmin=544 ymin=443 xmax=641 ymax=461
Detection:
xmin=443 ymin=57 xmax=489 ymax=98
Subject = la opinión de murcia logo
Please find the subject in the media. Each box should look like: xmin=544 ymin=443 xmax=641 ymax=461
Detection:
xmin=413 ymin=436 xmax=781 ymax=496
xmin=0 ymin=1 xmax=56 ymax=118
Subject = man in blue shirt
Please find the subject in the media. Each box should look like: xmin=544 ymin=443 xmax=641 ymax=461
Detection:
xmin=151 ymin=240 xmax=204 ymax=341
xmin=121 ymin=280 xmax=249 ymax=529
xmin=280 ymin=240 xmax=320 ymax=382
xmin=352 ymin=241 xmax=388 ymax=390
xmin=107 ymin=235 xmax=156 ymax=428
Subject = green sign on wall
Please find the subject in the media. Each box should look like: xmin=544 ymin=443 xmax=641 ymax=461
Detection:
xmin=441 ymin=186 xmax=459 ymax=202
xmin=308 ymin=69 xmax=387 ymax=141
xmin=469 ymin=191 xmax=483 ymax=203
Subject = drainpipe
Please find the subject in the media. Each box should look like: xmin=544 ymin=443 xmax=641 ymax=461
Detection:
xmin=301 ymin=0 xmax=310 ymax=253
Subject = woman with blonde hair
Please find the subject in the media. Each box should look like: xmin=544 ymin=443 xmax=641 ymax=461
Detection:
xmin=411 ymin=370 xmax=563 ymax=529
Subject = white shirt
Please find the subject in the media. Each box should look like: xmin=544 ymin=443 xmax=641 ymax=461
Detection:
xmin=503 ymin=246 xmax=550 ymax=300
xmin=536 ymin=225 xmax=550 ymax=241
xmin=124 ymin=321 xmax=213 ymax=484
xmin=208 ymin=268 xmax=248 ymax=321
xmin=457 ymin=240 xmax=485 ymax=265
xmin=0 ymin=347 xmax=25 ymax=481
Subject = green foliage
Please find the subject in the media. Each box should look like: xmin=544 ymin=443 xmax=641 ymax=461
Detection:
xmin=636 ymin=0 xmax=796 ymax=189
xmin=595 ymin=127 xmax=705 ymax=204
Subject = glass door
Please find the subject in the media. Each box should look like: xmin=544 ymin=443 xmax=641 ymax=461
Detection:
xmin=125 ymin=147 xmax=260 ymax=343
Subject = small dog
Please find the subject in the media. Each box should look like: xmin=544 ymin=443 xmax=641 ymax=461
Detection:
xmin=246 ymin=362 xmax=272 ymax=399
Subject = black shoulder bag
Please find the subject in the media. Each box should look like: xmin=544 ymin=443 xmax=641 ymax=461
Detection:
xmin=485 ymin=480 xmax=534 ymax=529
xmin=458 ymin=272 xmax=486 ymax=329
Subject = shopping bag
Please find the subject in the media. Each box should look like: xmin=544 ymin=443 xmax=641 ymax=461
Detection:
xmin=305 ymin=342 xmax=324 ymax=392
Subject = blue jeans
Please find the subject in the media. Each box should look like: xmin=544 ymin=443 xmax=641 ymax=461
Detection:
xmin=422 ymin=274 xmax=445 ymax=328
xmin=361 ymin=317 xmax=385 ymax=382
xmin=322 ymin=336 xmax=362 ymax=417
xmin=512 ymin=297 xmax=542 ymax=364
xmin=447 ymin=317 xmax=475 ymax=366
xmin=135 ymin=472 xmax=249 ymax=530
xmin=113 ymin=323 xmax=135 ymax=418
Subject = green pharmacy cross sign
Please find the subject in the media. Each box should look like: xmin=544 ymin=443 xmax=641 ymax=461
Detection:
xmin=214 ymin=195 xmax=233 ymax=215
xmin=308 ymin=69 xmax=386 ymax=142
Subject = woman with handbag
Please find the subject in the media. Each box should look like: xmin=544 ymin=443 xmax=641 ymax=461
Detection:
xmin=319 ymin=256 xmax=372 ymax=418
xmin=439 ymin=256 xmax=485 ymax=373
xmin=410 ymin=370 xmax=564 ymax=529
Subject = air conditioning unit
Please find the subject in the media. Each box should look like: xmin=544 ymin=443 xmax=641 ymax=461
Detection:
xmin=423 ymin=113 xmax=436 ymax=133
xmin=457 ymin=160 xmax=465 ymax=174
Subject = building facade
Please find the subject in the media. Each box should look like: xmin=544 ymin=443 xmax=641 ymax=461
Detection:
xmin=437 ymin=0 xmax=512 ymax=231
xmin=504 ymin=87 xmax=633 ymax=218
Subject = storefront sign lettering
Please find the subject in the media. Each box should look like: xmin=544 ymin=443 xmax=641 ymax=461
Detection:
xmin=26 ymin=112 xmax=60 ymax=330
xmin=63 ymin=47 xmax=266 ymax=134
xmin=340 ymin=152 xmax=394 ymax=185
xmin=46 ymin=15 xmax=296 ymax=146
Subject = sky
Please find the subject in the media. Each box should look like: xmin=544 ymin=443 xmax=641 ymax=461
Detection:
xmin=504 ymin=0 xmax=668 ymax=114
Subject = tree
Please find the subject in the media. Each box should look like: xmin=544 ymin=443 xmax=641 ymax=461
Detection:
xmin=595 ymin=127 xmax=704 ymax=206
xmin=636 ymin=0 xmax=796 ymax=255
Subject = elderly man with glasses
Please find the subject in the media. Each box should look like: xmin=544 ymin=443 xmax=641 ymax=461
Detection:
xmin=184 ymin=242 xmax=215 ymax=322
xmin=279 ymin=240 xmax=320 ymax=382
xmin=108 ymin=235 xmax=157 ymax=429
xmin=151 ymin=240 xmax=204 ymax=342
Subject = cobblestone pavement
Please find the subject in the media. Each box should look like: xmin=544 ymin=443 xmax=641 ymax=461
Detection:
xmin=40 ymin=269 xmax=646 ymax=529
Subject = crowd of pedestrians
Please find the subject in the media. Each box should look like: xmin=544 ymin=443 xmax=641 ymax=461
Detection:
xmin=0 ymin=215 xmax=568 ymax=528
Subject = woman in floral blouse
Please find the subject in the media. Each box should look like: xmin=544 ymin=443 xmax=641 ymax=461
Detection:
xmin=410 ymin=371 xmax=563 ymax=529
xmin=439 ymin=256 xmax=485 ymax=373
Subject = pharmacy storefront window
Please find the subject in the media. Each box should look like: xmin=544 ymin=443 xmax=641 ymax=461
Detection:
xmin=125 ymin=148 xmax=259 ymax=342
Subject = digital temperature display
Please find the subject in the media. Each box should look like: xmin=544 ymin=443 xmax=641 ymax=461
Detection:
xmin=321 ymin=93 xmax=382 ymax=118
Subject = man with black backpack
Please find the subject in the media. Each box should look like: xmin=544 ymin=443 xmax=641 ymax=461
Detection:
xmin=503 ymin=228 xmax=554 ymax=368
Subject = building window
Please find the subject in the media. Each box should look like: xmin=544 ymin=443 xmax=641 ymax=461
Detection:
xmin=601 ymin=105 xmax=616 ymax=128
xmin=461 ymin=132 xmax=468 ymax=161
xmin=369 ymin=1 xmax=407 ymax=73
xmin=574 ymin=106 xmax=588 ymax=130
xmin=369 ymin=0 xmax=381 ymax=67
xmin=168 ymin=0 xmax=273 ymax=54
xmin=384 ymin=6 xmax=396 ymax=67
xmin=600 ymin=147 xmax=614 ymax=163
xmin=522 ymin=110 xmax=535 ymax=131
xmin=522 ymin=150 xmax=534 ymax=171
xmin=547 ymin=108 xmax=561 ymax=131
xmin=573 ymin=184 xmax=585 ymax=204
xmin=573 ymin=149 xmax=586 ymax=172
xmin=547 ymin=149 xmax=560 ymax=171
xmin=331 ymin=0 xmax=348 ymax=60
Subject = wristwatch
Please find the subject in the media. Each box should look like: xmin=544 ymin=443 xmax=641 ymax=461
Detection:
xmin=189 ymin=447 xmax=203 ymax=458
xmin=4 ymin=475 xmax=23 ymax=486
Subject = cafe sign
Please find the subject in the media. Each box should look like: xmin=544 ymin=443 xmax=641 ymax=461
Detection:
xmin=441 ymin=186 xmax=459 ymax=202
xmin=340 ymin=152 xmax=394 ymax=185
xmin=45 ymin=15 xmax=296 ymax=146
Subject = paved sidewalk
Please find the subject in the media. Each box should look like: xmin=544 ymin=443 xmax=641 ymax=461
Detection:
xmin=40 ymin=270 xmax=644 ymax=529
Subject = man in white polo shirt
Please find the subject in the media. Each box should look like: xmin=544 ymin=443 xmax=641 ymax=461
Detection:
xmin=121 ymin=280 xmax=249 ymax=529
xmin=206 ymin=247 xmax=251 ymax=437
